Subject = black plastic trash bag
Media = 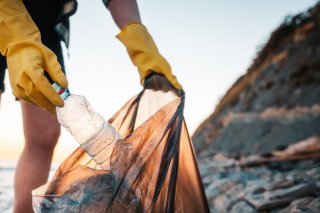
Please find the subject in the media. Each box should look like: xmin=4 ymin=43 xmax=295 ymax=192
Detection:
xmin=32 ymin=74 xmax=210 ymax=213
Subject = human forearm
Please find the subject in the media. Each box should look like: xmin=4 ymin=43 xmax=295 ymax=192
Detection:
xmin=106 ymin=0 xmax=182 ymax=90
xmin=107 ymin=0 xmax=141 ymax=29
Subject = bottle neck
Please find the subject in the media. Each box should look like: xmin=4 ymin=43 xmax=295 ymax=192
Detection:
xmin=52 ymin=83 xmax=70 ymax=100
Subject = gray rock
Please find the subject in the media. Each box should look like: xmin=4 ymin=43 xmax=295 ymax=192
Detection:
xmin=230 ymin=201 xmax=256 ymax=213
xmin=278 ymin=197 xmax=320 ymax=213
xmin=265 ymin=182 xmax=317 ymax=200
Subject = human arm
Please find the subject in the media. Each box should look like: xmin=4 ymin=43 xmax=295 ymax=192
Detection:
xmin=105 ymin=0 xmax=182 ymax=90
xmin=0 ymin=0 xmax=68 ymax=113
xmin=107 ymin=0 xmax=141 ymax=29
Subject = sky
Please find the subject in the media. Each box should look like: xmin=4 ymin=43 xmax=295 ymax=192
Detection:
xmin=0 ymin=0 xmax=318 ymax=162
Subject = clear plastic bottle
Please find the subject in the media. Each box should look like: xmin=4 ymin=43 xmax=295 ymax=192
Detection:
xmin=53 ymin=83 xmax=121 ymax=162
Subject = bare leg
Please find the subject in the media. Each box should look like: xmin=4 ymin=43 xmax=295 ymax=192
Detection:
xmin=13 ymin=101 xmax=60 ymax=213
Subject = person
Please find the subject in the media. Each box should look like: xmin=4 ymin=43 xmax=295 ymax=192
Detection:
xmin=0 ymin=0 xmax=181 ymax=212
xmin=0 ymin=1 xmax=76 ymax=212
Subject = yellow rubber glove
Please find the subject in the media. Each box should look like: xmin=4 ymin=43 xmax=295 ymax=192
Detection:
xmin=116 ymin=22 xmax=182 ymax=90
xmin=0 ymin=0 xmax=68 ymax=113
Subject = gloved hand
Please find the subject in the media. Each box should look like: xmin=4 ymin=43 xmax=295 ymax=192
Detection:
xmin=116 ymin=22 xmax=182 ymax=90
xmin=0 ymin=0 xmax=68 ymax=113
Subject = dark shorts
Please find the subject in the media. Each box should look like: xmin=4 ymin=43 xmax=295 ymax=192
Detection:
xmin=0 ymin=0 xmax=66 ymax=94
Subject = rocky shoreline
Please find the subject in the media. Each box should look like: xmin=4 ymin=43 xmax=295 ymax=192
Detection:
xmin=193 ymin=3 xmax=320 ymax=212
xmin=199 ymin=141 xmax=320 ymax=212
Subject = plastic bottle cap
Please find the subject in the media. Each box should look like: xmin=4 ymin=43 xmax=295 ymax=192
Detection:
xmin=52 ymin=83 xmax=70 ymax=100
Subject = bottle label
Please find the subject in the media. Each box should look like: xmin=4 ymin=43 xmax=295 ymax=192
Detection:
xmin=52 ymin=83 xmax=70 ymax=100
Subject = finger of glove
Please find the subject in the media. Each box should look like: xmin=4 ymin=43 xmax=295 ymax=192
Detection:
xmin=27 ymin=86 xmax=57 ymax=113
xmin=33 ymin=74 xmax=64 ymax=108
xmin=23 ymin=63 xmax=64 ymax=108
xmin=19 ymin=94 xmax=37 ymax=106
xmin=15 ymin=79 xmax=56 ymax=113
xmin=44 ymin=48 xmax=68 ymax=88
xmin=165 ymin=73 xmax=182 ymax=91
xmin=22 ymin=55 xmax=64 ymax=107
xmin=12 ymin=85 xmax=36 ymax=106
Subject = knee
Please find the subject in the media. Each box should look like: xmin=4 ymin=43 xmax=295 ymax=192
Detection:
xmin=21 ymin=102 xmax=62 ymax=152
xmin=26 ymin=124 xmax=61 ymax=151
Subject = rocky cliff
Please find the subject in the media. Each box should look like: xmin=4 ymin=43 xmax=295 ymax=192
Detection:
xmin=193 ymin=2 xmax=320 ymax=212
xmin=193 ymin=4 xmax=320 ymax=157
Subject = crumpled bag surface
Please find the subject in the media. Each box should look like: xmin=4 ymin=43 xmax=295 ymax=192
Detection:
xmin=32 ymin=74 xmax=210 ymax=213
